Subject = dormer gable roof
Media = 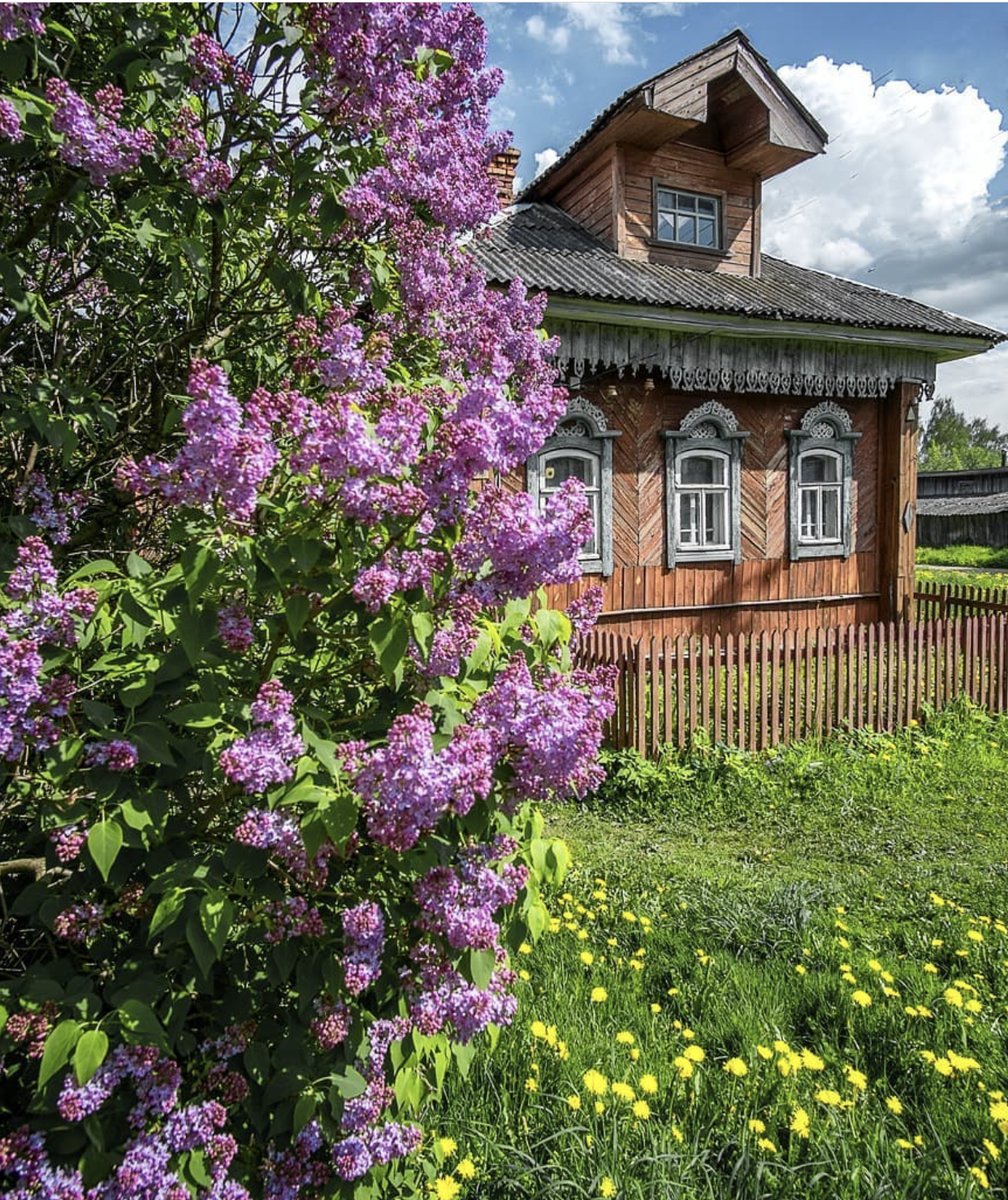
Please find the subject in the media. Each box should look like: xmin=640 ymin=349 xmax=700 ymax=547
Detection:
xmin=521 ymin=29 xmax=828 ymax=202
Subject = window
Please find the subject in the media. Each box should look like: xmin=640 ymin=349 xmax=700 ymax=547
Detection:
xmin=539 ymin=448 xmax=601 ymax=560
xmin=664 ymin=403 xmax=748 ymax=566
xmin=788 ymin=403 xmax=861 ymax=561
xmin=527 ymin=396 xmax=618 ymax=575
xmin=655 ymin=187 xmax=722 ymax=250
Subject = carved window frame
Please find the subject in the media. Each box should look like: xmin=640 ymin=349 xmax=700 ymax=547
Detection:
xmin=527 ymin=397 xmax=619 ymax=576
xmin=663 ymin=402 xmax=748 ymax=566
xmin=787 ymin=402 xmax=861 ymax=561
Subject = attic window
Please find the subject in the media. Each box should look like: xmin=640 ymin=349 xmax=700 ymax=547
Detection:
xmin=655 ymin=187 xmax=721 ymax=250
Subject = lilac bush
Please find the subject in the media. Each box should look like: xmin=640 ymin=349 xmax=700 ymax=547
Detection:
xmin=0 ymin=4 xmax=614 ymax=1198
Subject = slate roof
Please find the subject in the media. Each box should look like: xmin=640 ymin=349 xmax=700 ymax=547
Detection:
xmin=471 ymin=204 xmax=1006 ymax=345
xmin=917 ymin=493 xmax=1008 ymax=517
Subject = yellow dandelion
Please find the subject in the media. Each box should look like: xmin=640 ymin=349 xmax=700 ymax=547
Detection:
xmin=681 ymin=1028 xmax=696 ymax=1041
xmin=773 ymin=1040 xmax=791 ymax=1055
xmin=756 ymin=1044 xmax=773 ymax=1060
xmin=583 ymin=1069 xmax=608 ymax=1096
xmin=615 ymin=1031 xmax=635 ymax=1046
xmin=794 ymin=964 xmax=807 ymax=976
xmin=683 ymin=1045 xmax=705 ymax=1064
xmin=632 ymin=1099 xmax=651 ymax=1120
xmin=885 ymin=1096 xmax=903 ymax=1115
xmin=944 ymin=987 xmax=964 ymax=1008
xmin=845 ymin=1066 xmax=868 ymax=1092
xmin=923 ymin=962 xmax=939 ymax=974
xmin=639 ymin=1074 xmax=658 ymax=1095
xmin=673 ymin=1056 xmax=694 ymax=1080
xmin=934 ymin=1057 xmax=954 ymax=1077
xmin=800 ymin=1050 xmax=825 ymax=1072
xmin=518 ymin=942 xmax=532 ymax=955
xmin=671 ymin=1124 xmax=685 ymax=1143
xmin=622 ymin=911 xmax=637 ymax=923
xmin=965 ymin=998 xmax=984 ymax=1014
xmin=600 ymin=1177 xmax=617 ymax=1199
xmin=590 ymin=987 xmax=608 ymax=1004
xmin=748 ymin=1118 xmax=766 ymax=1134
xmin=430 ymin=1177 xmax=460 ymax=1200
xmin=525 ymin=1077 xmax=538 ymax=1093
xmin=438 ymin=1138 xmax=458 ymax=1157
xmin=982 ymin=1139 xmax=1000 ymax=1161
xmin=456 ymin=1158 xmax=477 ymax=1181
xmin=611 ymin=1082 xmax=635 ymax=1103
xmin=594 ymin=1100 xmax=606 ymax=1114
xmin=867 ymin=959 xmax=883 ymax=972
xmin=650 ymin=1003 xmax=661 ymax=1014
xmin=530 ymin=1020 xmax=547 ymax=1040
xmin=567 ymin=1094 xmax=582 ymax=1111
xmin=969 ymin=1166 xmax=990 ymax=1190
xmin=723 ymin=1058 xmax=748 ymax=1078
xmin=851 ymin=990 xmax=873 ymax=1008
xmin=841 ymin=971 xmax=858 ymax=985
xmin=580 ymin=951 xmax=594 ymax=966
xmin=968 ymin=930 xmax=984 ymax=943
xmin=518 ymin=969 xmax=530 ymax=981
xmin=757 ymin=1137 xmax=777 ymax=1154
xmin=629 ymin=1048 xmax=640 ymax=1062
xmin=790 ymin=1107 xmax=811 ymax=1139
xmin=896 ymin=1138 xmax=914 ymax=1151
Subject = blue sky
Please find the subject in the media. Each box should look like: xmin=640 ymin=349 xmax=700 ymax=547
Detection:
xmin=477 ymin=3 xmax=1008 ymax=429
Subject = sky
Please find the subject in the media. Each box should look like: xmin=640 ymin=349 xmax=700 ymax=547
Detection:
xmin=476 ymin=2 xmax=1008 ymax=432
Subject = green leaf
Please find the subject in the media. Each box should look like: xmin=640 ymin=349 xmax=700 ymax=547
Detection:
xmin=410 ymin=611 xmax=434 ymax=656
xmin=285 ymin=593 xmax=310 ymax=636
xmin=524 ymin=897 xmax=548 ymax=941
xmin=534 ymin=608 xmax=571 ymax=649
xmin=87 ymin=818 xmax=123 ymax=882
xmin=319 ymin=792 xmax=358 ymax=846
xmin=546 ymin=838 xmax=572 ymax=884
xmin=292 ymin=1093 xmax=317 ymax=1134
xmin=468 ymin=948 xmax=496 ymax=990
xmin=37 ymin=1019 xmax=81 ymax=1090
xmin=186 ymin=913 xmax=216 ymax=980
xmin=368 ymin=613 xmax=409 ymax=683
xmin=332 ymin=1066 xmax=368 ymax=1099
xmin=73 ymin=1029 xmax=109 ymax=1085
xmin=125 ymin=551 xmax=152 ymax=578
xmin=181 ymin=544 xmax=218 ymax=602
xmin=119 ymin=999 xmax=169 ymax=1053
xmin=148 ymin=887 xmax=187 ymax=940
xmin=199 ymin=891 xmax=233 ymax=957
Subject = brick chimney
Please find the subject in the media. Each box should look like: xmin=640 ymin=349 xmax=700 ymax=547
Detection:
xmin=489 ymin=147 xmax=520 ymax=210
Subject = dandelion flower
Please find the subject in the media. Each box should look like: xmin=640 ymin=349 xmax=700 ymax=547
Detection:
xmin=567 ymin=1094 xmax=582 ymax=1111
xmin=650 ymin=1003 xmax=661 ymax=1014
xmin=794 ymin=964 xmax=807 ymax=976
xmin=583 ymin=1070 xmax=608 ymax=1096
xmin=748 ymin=1118 xmax=766 ymax=1134
xmin=772 ymin=1040 xmax=791 ymax=1055
xmin=580 ymin=951 xmax=594 ymax=966
xmin=867 ymin=959 xmax=883 ymax=972
xmin=965 ymin=998 xmax=983 ymax=1014
xmin=671 ymin=1124 xmax=685 ymax=1143
xmin=933 ymin=1057 xmax=954 ymax=1077
xmin=530 ymin=1021 xmax=548 ymax=1040
xmin=591 ymin=987 xmax=608 ymax=1004
xmin=982 ymin=1139 xmax=1000 ymax=1161
xmin=885 ymin=1096 xmax=903 ymax=1115
xmin=756 ymin=1045 xmax=773 ymax=1060
xmin=616 ymin=1031 xmax=635 ymax=1046
xmin=944 ymin=987 xmax=964 ymax=1008
xmin=851 ymin=990 xmax=873 ymax=1008
xmin=594 ymin=1100 xmax=606 ymax=1114
xmin=600 ymin=1178 xmax=617 ymax=1198
xmin=969 ymin=1167 xmax=990 ymax=1190
xmin=430 ymin=1178 xmax=460 ymax=1200
xmin=724 ymin=1058 xmax=748 ymax=1077
xmin=790 ymin=1107 xmax=811 ymax=1139
xmin=683 ymin=1045 xmax=705 ymax=1064
xmin=757 ymin=1137 xmax=777 ymax=1154
xmin=612 ymin=1082 xmax=635 ymax=1103
xmin=800 ymin=1050 xmax=825 ymax=1072
xmin=845 ymin=1066 xmax=868 ymax=1092
xmin=673 ymin=1056 xmax=694 ymax=1080
xmin=815 ymin=1089 xmax=843 ymax=1107
xmin=525 ymin=1077 xmax=538 ymax=1093
xmin=518 ymin=942 xmax=532 ymax=955
xmin=457 ymin=1159 xmax=477 ymax=1181
xmin=629 ymin=1048 xmax=640 ymax=1062
xmin=438 ymin=1138 xmax=458 ymax=1158
xmin=632 ymin=1099 xmax=651 ymax=1120
xmin=923 ymin=962 xmax=939 ymax=975
xmin=896 ymin=1138 xmax=914 ymax=1151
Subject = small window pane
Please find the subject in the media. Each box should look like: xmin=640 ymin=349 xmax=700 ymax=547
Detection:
xmin=545 ymin=453 xmax=596 ymax=488
xmin=680 ymin=455 xmax=724 ymax=485
xmin=677 ymin=214 xmax=696 ymax=243
xmin=800 ymin=489 xmax=818 ymax=537
xmin=698 ymin=218 xmax=716 ymax=248
xmin=657 ymin=212 xmax=675 ymax=240
xmin=679 ymin=493 xmax=700 ymax=544
xmin=821 ymin=488 xmax=840 ymax=540
xmin=677 ymin=193 xmax=697 ymax=212
xmin=697 ymin=197 xmax=716 ymax=215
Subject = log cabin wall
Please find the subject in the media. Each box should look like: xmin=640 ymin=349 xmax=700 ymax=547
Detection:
xmin=539 ymin=375 xmax=888 ymax=639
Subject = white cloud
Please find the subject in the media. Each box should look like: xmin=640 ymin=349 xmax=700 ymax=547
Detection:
xmin=763 ymin=57 xmax=1008 ymax=424
xmin=524 ymin=3 xmax=640 ymax=66
xmin=534 ymin=147 xmax=560 ymax=177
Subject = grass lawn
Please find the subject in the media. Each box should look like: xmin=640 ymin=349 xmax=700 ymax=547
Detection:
xmin=425 ymin=704 xmax=1008 ymax=1199
xmin=917 ymin=566 xmax=1008 ymax=591
xmin=917 ymin=547 xmax=1008 ymax=571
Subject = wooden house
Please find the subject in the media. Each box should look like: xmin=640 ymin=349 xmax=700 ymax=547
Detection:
xmin=473 ymin=30 xmax=1004 ymax=638
xmin=917 ymin=467 xmax=1008 ymax=549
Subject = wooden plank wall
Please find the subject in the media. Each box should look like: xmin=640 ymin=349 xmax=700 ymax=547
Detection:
xmin=581 ymin=613 xmax=1008 ymax=755
xmin=552 ymin=145 xmax=616 ymax=246
xmin=918 ymin=512 xmax=1008 ymax=550
xmin=544 ymin=379 xmax=883 ymax=638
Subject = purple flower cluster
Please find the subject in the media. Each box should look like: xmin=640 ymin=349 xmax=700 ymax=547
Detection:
xmin=119 ymin=362 xmax=288 ymax=523
xmin=84 ymin=739 xmax=139 ymax=772
xmin=219 ymin=681 xmax=304 ymax=794
xmin=5 ymin=1003 xmax=57 ymax=1060
xmin=348 ymin=706 xmax=493 ymax=850
xmin=217 ymin=602 xmax=254 ymax=652
xmin=341 ymin=901 xmax=384 ymax=995
xmin=45 ymin=79 xmax=154 ymax=187
xmin=352 ymin=547 xmax=446 ymax=612
xmin=414 ymin=847 xmax=527 ymax=952
xmin=262 ymin=896 xmax=324 ymax=944
xmin=6 ymin=536 xmax=57 ymax=598
xmin=188 ymin=32 xmax=251 ymax=92
xmin=58 ymin=1045 xmax=180 ymax=1127
xmin=472 ymin=654 xmax=617 ymax=802
xmin=166 ymin=106 xmax=233 ymax=200
xmin=0 ymin=95 xmax=22 ymax=142
xmin=309 ymin=998 xmax=350 ymax=1051
xmin=14 ymin=473 xmax=89 ymax=544
xmin=262 ymin=1121 xmax=331 ymax=1200
xmin=567 ymin=585 xmax=605 ymax=640
xmin=233 ymin=807 xmax=307 ymax=875
xmin=0 ymin=3 xmax=45 ymax=40
xmin=0 ymin=1127 xmax=85 ymax=1200
xmin=408 ymin=943 xmax=518 ymax=1043
xmin=53 ymin=901 xmax=105 ymax=946
xmin=50 ymin=823 xmax=87 ymax=863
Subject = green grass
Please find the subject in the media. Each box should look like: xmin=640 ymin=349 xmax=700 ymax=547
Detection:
xmin=424 ymin=703 xmax=1008 ymax=1200
xmin=917 ymin=546 xmax=1008 ymax=570
xmin=917 ymin=566 xmax=1008 ymax=592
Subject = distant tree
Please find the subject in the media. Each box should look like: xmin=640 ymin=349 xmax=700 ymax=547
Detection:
xmin=919 ymin=395 xmax=1008 ymax=471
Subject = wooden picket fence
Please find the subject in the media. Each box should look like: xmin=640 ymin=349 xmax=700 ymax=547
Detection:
xmin=915 ymin=579 xmax=1008 ymax=620
xmin=579 ymin=613 xmax=1008 ymax=756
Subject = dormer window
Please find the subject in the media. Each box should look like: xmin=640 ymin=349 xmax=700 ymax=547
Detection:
xmin=655 ymin=187 xmax=722 ymax=250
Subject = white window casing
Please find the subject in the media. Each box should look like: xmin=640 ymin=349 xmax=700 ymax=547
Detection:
xmin=788 ymin=402 xmax=861 ymax=560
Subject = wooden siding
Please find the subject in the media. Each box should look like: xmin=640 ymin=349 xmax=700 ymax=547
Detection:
xmin=622 ymin=143 xmax=757 ymax=274
xmin=552 ymin=145 xmax=615 ymax=246
xmin=536 ymin=378 xmax=889 ymax=638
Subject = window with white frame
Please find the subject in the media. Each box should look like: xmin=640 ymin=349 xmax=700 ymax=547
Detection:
xmin=655 ymin=187 xmax=722 ymax=250
xmin=788 ymin=403 xmax=861 ymax=561
xmin=664 ymin=402 xmax=748 ymax=566
xmin=527 ymin=395 xmax=618 ymax=575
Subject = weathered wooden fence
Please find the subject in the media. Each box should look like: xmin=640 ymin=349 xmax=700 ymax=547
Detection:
xmin=580 ymin=614 xmax=1008 ymax=756
xmin=915 ymin=579 xmax=1008 ymax=620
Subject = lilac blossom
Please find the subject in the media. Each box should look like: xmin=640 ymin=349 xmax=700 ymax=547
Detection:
xmin=261 ymin=1121 xmax=331 ymax=1200
xmin=0 ymin=1127 xmax=85 ymax=1200
xmin=348 ymin=706 xmax=494 ymax=850
xmin=5 ymin=536 xmax=57 ymax=599
xmin=310 ymin=998 xmax=350 ymax=1051
xmin=219 ymin=681 xmax=303 ymax=794
xmin=14 ymin=473 xmax=89 ymax=544
xmin=50 ymin=822 xmax=87 ymax=864
xmin=0 ymin=3 xmax=45 ymax=40
xmin=84 ymin=739 xmax=138 ymax=771
xmin=166 ymin=106 xmax=234 ymax=200
xmin=5 ymin=1003 xmax=56 ymax=1060
xmin=408 ymin=943 xmax=518 ymax=1043
xmin=233 ymin=807 xmax=306 ymax=876
xmin=567 ymin=585 xmax=605 ymax=639
xmin=188 ymin=32 xmax=251 ymax=93
xmin=341 ymin=901 xmax=384 ymax=995
xmin=414 ymin=845 xmax=527 ymax=952
xmin=53 ymin=901 xmax=104 ymax=946
xmin=0 ymin=95 xmax=22 ymax=141
xmin=262 ymin=896 xmax=324 ymax=944
xmin=45 ymin=79 xmax=155 ymax=187
xmin=217 ymin=601 xmax=254 ymax=652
